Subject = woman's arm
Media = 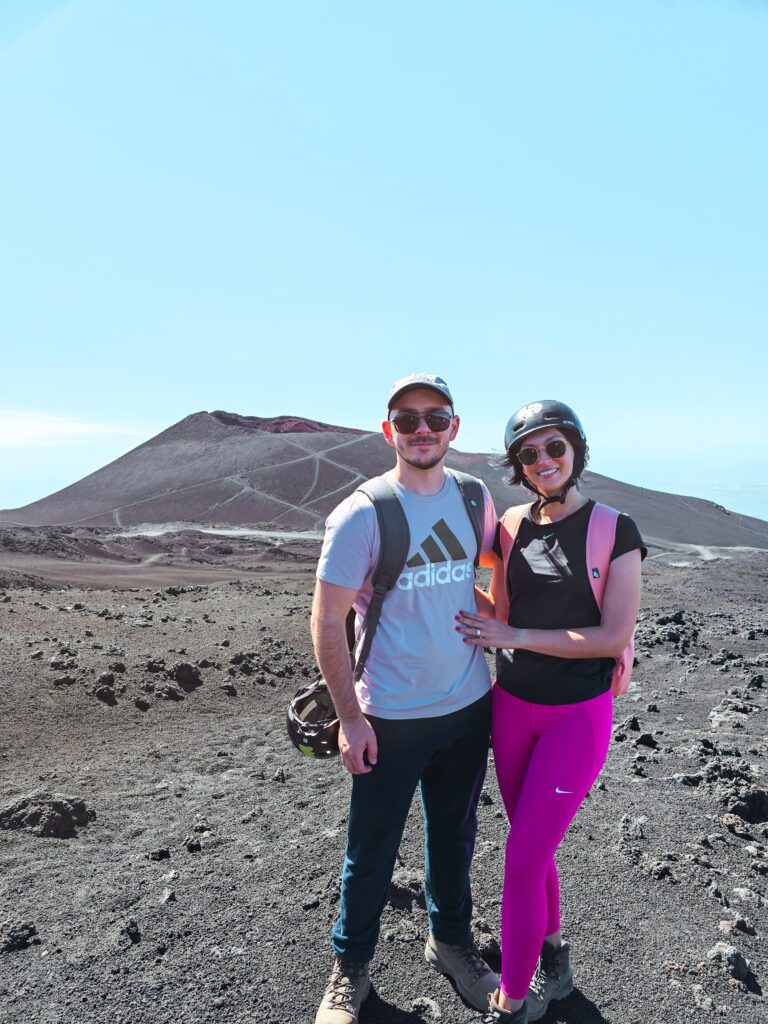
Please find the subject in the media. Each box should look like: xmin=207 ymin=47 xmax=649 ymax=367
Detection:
xmin=473 ymin=553 xmax=506 ymax=619
xmin=457 ymin=548 xmax=642 ymax=658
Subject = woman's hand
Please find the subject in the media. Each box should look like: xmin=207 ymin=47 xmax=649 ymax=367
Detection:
xmin=455 ymin=610 xmax=518 ymax=649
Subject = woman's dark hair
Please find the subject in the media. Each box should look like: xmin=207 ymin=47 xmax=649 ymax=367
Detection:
xmin=504 ymin=428 xmax=590 ymax=494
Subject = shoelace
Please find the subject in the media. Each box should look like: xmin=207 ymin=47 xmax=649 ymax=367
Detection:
xmin=327 ymin=961 xmax=367 ymax=1011
xmin=445 ymin=941 xmax=490 ymax=983
xmin=529 ymin=955 xmax=558 ymax=998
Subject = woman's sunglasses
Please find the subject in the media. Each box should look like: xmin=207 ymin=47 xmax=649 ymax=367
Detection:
xmin=390 ymin=411 xmax=453 ymax=434
xmin=517 ymin=438 xmax=568 ymax=466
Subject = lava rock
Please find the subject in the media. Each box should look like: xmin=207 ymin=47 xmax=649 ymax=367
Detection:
xmin=171 ymin=662 xmax=202 ymax=691
xmin=0 ymin=792 xmax=95 ymax=838
xmin=706 ymin=942 xmax=749 ymax=981
xmin=94 ymin=685 xmax=117 ymax=705
xmin=156 ymin=685 xmax=185 ymax=701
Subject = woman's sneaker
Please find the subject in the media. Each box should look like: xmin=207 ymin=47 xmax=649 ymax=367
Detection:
xmin=481 ymin=991 xmax=529 ymax=1023
xmin=315 ymin=956 xmax=371 ymax=1024
xmin=525 ymin=941 xmax=573 ymax=1021
xmin=424 ymin=934 xmax=499 ymax=1010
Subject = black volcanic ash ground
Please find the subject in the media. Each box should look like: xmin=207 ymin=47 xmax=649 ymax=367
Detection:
xmin=0 ymin=536 xmax=766 ymax=1024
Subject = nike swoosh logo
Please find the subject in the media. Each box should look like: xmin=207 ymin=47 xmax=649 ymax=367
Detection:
xmin=555 ymin=787 xmax=574 ymax=795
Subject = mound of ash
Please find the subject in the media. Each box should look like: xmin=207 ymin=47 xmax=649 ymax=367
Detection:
xmin=0 ymin=527 xmax=86 ymax=560
xmin=0 ymin=792 xmax=95 ymax=838
xmin=209 ymin=411 xmax=367 ymax=435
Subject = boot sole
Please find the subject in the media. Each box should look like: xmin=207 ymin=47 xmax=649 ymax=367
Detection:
xmin=526 ymin=976 xmax=574 ymax=1022
xmin=424 ymin=944 xmax=492 ymax=1012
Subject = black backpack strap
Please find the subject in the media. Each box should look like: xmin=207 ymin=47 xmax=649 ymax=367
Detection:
xmin=448 ymin=470 xmax=486 ymax=568
xmin=347 ymin=477 xmax=410 ymax=682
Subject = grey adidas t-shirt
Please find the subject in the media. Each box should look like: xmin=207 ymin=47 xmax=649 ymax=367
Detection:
xmin=316 ymin=471 xmax=497 ymax=720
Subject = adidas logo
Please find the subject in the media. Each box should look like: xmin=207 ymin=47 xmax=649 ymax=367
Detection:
xmin=396 ymin=518 xmax=473 ymax=591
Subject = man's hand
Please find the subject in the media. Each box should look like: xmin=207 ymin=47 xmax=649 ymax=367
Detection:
xmin=338 ymin=714 xmax=378 ymax=775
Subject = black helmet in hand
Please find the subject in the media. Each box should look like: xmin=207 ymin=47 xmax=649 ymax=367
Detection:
xmin=286 ymin=679 xmax=340 ymax=758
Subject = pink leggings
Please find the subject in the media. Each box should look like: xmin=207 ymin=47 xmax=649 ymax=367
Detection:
xmin=491 ymin=685 xmax=613 ymax=1001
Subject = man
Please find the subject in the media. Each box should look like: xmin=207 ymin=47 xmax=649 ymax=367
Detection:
xmin=311 ymin=373 xmax=498 ymax=1023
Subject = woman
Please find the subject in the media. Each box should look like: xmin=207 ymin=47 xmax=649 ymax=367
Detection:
xmin=456 ymin=400 xmax=645 ymax=1024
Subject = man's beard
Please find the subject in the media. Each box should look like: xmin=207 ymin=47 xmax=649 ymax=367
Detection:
xmin=397 ymin=438 xmax=448 ymax=471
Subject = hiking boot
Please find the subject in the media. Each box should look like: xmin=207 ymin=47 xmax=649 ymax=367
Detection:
xmin=424 ymin=934 xmax=499 ymax=1010
xmin=481 ymin=991 xmax=529 ymax=1023
xmin=525 ymin=940 xmax=573 ymax=1022
xmin=315 ymin=956 xmax=371 ymax=1024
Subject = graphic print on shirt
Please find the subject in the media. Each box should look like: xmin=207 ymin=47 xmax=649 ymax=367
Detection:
xmin=397 ymin=517 xmax=473 ymax=590
xmin=520 ymin=533 xmax=573 ymax=582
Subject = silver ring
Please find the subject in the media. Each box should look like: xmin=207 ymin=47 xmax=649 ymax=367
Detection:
xmin=476 ymin=628 xmax=481 ymax=637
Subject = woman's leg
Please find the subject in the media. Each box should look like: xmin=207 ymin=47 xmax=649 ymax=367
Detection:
xmin=497 ymin=691 xmax=613 ymax=1002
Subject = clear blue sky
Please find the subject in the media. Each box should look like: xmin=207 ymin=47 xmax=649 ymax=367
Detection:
xmin=2 ymin=0 xmax=766 ymax=520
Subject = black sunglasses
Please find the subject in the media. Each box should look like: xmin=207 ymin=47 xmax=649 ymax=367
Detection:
xmin=517 ymin=438 xmax=568 ymax=466
xmin=390 ymin=411 xmax=453 ymax=434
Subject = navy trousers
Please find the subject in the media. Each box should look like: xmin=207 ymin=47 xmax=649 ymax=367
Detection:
xmin=331 ymin=691 xmax=491 ymax=962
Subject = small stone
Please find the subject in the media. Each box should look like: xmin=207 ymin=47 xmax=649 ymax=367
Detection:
xmin=691 ymin=984 xmax=714 ymax=1011
xmin=706 ymin=942 xmax=749 ymax=981
xmin=156 ymin=685 xmax=184 ymax=701
xmin=731 ymin=886 xmax=765 ymax=909
xmin=722 ymin=814 xmax=751 ymax=838
xmin=120 ymin=918 xmax=141 ymax=944
xmin=302 ymin=897 xmax=320 ymax=911
xmin=97 ymin=672 xmax=115 ymax=687
xmin=94 ymin=686 xmax=117 ymax=706
xmin=634 ymin=733 xmax=658 ymax=749
xmin=171 ymin=662 xmax=202 ymax=691
xmin=148 ymin=848 xmax=170 ymax=861
xmin=411 ymin=996 xmax=442 ymax=1020
xmin=184 ymin=836 xmax=202 ymax=853
xmin=273 ymin=769 xmax=286 ymax=783
xmin=160 ymin=888 xmax=176 ymax=904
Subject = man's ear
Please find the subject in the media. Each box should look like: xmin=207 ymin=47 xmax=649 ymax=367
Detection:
xmin=449 ymin=414 xmax=460 ymax=442
xmin=382 ymin=419 xmax=396 ymax=447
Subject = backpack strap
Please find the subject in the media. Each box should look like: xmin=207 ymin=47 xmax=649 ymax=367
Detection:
xmin=585 ymin=502 xmax=619 ymax=610
xmin=349 ymin=477 xmax=411 ymax=682
xmin=447 ymin=469 xmax=486 ymax=568
xmin=495 ymin=502 xmax=532 ymax=622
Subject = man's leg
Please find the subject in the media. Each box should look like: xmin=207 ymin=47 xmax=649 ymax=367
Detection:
xmin=331 ymin=714 xmax=427 ymax=962
xmin=419 ymin=692 xmax=492 ymax=943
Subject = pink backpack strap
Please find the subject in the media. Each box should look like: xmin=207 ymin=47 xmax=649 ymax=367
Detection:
xmin=587 ymin=502 xmax=635 ymax=697
xmin=586 ymin=502 xmax=619 ymax=610
xmin=495 ymin=503 xmax=532 ymax=622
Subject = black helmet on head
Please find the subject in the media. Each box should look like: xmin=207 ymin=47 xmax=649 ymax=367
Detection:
xmin=503 ymin=400 xmax=588 ymax=509
xmin=286 ymin=679 xmax=339 ymax=759
xmin=504 ymin=400 xmax=586 ymax=454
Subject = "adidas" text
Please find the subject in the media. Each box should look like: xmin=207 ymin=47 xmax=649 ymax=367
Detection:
xmin=396 ymin=561 xmax=473 ymax=590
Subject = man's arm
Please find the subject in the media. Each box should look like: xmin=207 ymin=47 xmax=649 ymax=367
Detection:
xmin=311 ymin=579 xmax=378 ymax=775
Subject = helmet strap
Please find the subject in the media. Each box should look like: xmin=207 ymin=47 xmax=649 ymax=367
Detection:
xmin=531 ymin=477 xmax=577 ymax=519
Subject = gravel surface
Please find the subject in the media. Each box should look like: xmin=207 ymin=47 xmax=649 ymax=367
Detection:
xmin=0 ymin=536 xmax=766 ymax=1024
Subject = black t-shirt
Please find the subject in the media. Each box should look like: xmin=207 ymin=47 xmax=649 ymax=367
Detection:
xmin=492 ymin=500 xmax=646 ymax=705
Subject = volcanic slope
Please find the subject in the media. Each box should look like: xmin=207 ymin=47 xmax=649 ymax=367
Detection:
xmin=1 ymin=412 xmax=766 ymax=550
